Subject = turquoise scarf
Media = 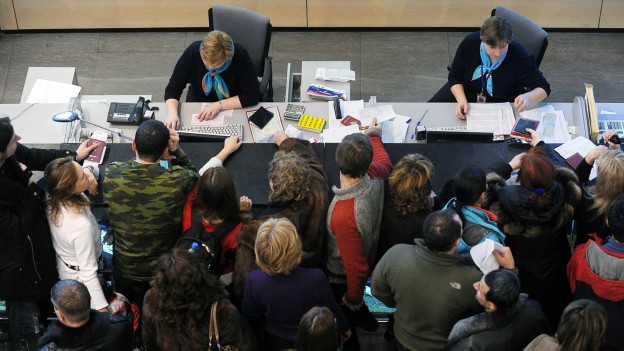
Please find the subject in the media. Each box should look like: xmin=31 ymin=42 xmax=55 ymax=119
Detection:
xmin=472 ymin=42 xmax=507 ymax=97
xmin=201 ymin=45 xmax=234 ymax=100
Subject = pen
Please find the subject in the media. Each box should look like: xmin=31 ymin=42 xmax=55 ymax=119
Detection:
xmin=416 ymin=109 xmax=428 ymax=126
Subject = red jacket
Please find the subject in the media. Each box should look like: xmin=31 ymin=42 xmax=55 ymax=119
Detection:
xmin=182 ymin=186 xmax=241 ymax=276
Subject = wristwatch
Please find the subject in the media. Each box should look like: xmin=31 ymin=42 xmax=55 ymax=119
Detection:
xmin=218 ymin=100 xmax=223 ymax=111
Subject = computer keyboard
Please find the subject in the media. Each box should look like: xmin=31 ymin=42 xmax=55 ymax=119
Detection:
xmin=178 ymin=124 xmax=244 ymax=142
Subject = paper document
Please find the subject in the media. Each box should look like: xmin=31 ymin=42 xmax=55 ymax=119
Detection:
xmin=466 ymin=103 xmax=515 ymax=136
xmin=520 ymin=105 xmax=571 ymax=143
xmin=381 ymin=115 xmax=411 ymax=143
xmin=191 ymin=104 xmax=232 ymax=126
xmin=246 ymin=106 xmax=284 ymax=143
xmin=321 ymin=124 xmax=359 ymax=143
xmin=315 ymin=68 xmax=356 ymax=82
xmin=358 ymin=105 xmax=397 ymax=125
xmin=470 ymin=239 xmax=505 ymax=274
xmin=554 ymin=136 xmax=598 ymax=180
xmin=26 ymin=79 xmax=81 ymax=103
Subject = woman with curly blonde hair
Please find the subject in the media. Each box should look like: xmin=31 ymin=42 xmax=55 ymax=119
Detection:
xmin=242 ymin=218 xmax=349 ymax=351
xmin=234 ymin=132 xmax=329 ymax=300
xmin=574 ymin=130 xmax=624 ymax=245
xmin=142 ymin=248 xmax=256 ymax=350
xmin=377 ymin=154 xmax=434 ymax=260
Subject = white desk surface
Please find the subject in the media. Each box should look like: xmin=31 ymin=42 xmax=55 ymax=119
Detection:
xmin=2 ymin=99 xmax=611 ymax=145
xmin=300 ymin=61 xmax=351 ymax=102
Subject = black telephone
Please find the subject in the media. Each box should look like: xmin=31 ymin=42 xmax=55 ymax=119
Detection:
xmin=130 ymin=97 xmax=146 ymax=125
xmin=107 ymin=96 xmax=158 ymax=125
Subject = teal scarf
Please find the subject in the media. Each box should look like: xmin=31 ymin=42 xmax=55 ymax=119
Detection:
xmin=472 ymin=42 xmax=507 ymax=96
xmin=201 ymin=45 xmax=233 ymax=100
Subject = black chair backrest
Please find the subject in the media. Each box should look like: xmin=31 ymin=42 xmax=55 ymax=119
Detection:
xmin=492 ymin=6 xmax=548 ymax=67
xmin=209 ymin=4 xmax=272 ymax=78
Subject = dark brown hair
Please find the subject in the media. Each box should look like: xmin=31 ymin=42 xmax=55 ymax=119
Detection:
xmin=148 ymin=248 xmax=228 ymax=348
xmin=194 ymin=167 xmax=240 ymax=224
xmin=336 ymin=133 xmax=373 ymax=178
xmin=296 ymin=306 xmax=340 ymax=351
xmin=480 ymin=16 xmax=513 ymax=47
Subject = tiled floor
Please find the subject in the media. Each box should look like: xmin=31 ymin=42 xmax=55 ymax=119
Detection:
xmin=1 ymin=30 xmax=623 ymax=105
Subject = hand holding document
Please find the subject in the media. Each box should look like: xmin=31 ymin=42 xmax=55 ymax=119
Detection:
xmin=470 ymin=239 xmax=505 ymax=274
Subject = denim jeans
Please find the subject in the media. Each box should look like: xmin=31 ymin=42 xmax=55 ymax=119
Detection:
xmin=5 ymin=300 xmax=40 ymax=339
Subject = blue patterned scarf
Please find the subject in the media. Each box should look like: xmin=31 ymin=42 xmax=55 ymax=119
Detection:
xmin=201 ymin=45 xmax=234 ymax=100
xmin=472 ymin=42 xmax=508 ymax=96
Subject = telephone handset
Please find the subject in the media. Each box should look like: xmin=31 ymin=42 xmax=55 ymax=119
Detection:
xmin=130 ymin=97 xmax=146 ymax=125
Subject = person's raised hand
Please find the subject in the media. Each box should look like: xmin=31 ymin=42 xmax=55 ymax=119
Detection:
xmin=602 ymin=130 xmax=621 ymax=150
xmin=274 ymin=131 xmax=289 ymax=147
xmin=164 ymin=114 xmax=180 ymax=130
xmin=83 ymin=167 xmax=99 ymax=195
xmin=585 ymin=145 xmax=608 ymax=165
xmin=509 ymin=152 xmax=526 ymax=170
xmin=514 ymin=93 xmax=529 ymax=112
xmin=197 ymin=102 xmax=221 ymax=121
xmin=239 ymin=195 xmax=253 ymax=212
xmin=365 ymin=117 xmax=382 ymax=135
xmin=456 ymin=100 xmax=469 ymax=119
xmin=525 ymin=128 xmax=542 ymax=147
xmin=493 ymin=246 xmax=515 ymax=270
xmin=75 ymin=140 xmax=98 ymax=162
xmin=223 ymin=135 xmax=242 ymax=155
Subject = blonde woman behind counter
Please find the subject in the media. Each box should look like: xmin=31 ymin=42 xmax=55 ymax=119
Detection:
xmin=164 ymin=30 xmax=260 ymax=129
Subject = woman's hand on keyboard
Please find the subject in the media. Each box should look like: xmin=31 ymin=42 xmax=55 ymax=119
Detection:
xmin=198 ymin=102 xmax=221 ymax=121
xmin=165 ymin=114 xmax=180 ymax=130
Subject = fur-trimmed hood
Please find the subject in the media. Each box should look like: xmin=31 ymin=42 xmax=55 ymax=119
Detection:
xmin=483 ymin=167 xmax=582 ymax=238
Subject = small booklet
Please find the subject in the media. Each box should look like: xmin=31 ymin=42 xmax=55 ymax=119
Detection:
xmin=297 ymin=114 xmax=326 ymax=133
xmin=554 ymin=136 xmax=597 ymax=169
xmin=86 ymin=130 xmax=108 ymax=164
xmin=510 ymin=118 xmax=540 ymax=139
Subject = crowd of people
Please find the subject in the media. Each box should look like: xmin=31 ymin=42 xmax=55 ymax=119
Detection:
xmin=1 ymin=15 xmax=623 ymax=351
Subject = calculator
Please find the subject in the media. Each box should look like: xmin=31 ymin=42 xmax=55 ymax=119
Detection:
xmin=284 ymin=104 xmax=305 ymax=121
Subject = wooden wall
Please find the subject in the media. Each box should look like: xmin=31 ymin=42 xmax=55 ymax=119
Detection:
xmin=1 ymin=0 xmax=623 ymax=30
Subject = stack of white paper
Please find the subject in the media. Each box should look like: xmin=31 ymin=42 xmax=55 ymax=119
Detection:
xmin=26 ymin=79 xmax=81 ymax=103
xmin=315 ymin=68 xmax=356 ymax=82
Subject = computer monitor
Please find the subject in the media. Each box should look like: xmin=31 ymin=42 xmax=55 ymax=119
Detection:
xmin=426 ymin=130 xmax=493 ymax=143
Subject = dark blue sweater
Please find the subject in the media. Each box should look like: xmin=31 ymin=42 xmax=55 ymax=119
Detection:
xmin=448 ymin=32 xmax=550 ymax=103
xmin=164 ymin=41 xmax=260 ymax=107
xmin=242 ymin=267 xmax=349 ymax=341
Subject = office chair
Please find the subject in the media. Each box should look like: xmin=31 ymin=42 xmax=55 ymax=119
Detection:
xmin=209 ymin=4 xmax=273 ymax=102
xmin=492 ymin=6 xmax=548 ymax=67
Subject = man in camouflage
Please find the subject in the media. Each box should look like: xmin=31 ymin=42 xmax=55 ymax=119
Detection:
xmin=104 ymin=119 xmax=198 ymax=307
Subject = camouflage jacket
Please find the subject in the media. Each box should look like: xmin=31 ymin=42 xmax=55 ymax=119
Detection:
xmin=104 ymin=147 xmax=198 ymax=281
